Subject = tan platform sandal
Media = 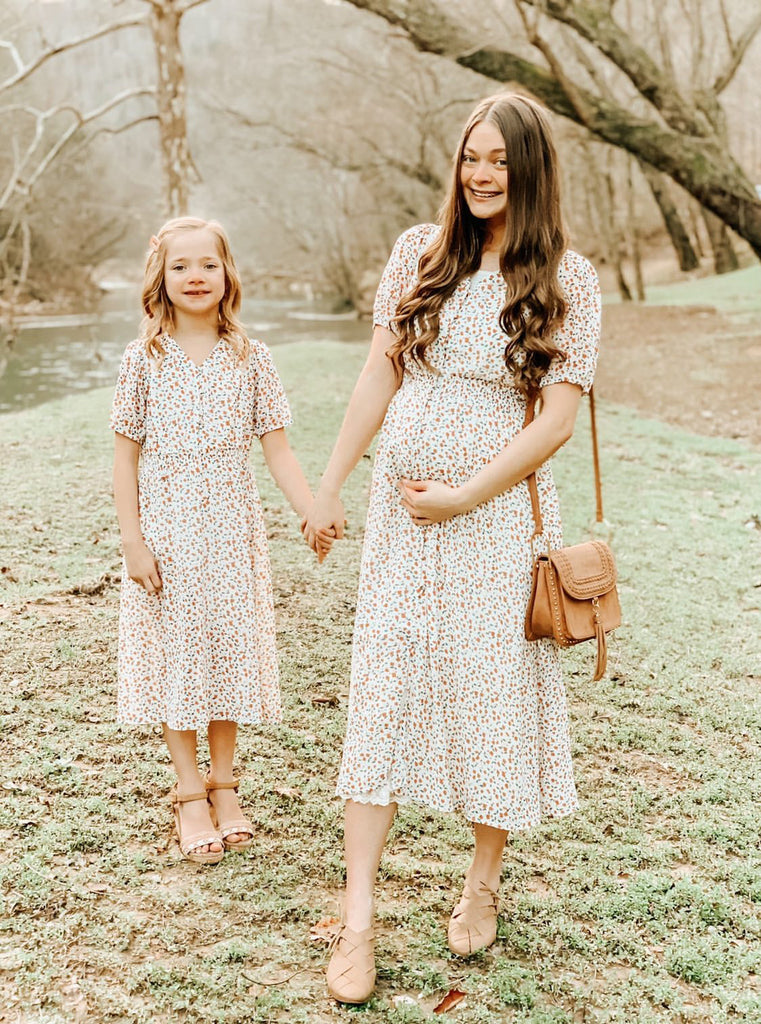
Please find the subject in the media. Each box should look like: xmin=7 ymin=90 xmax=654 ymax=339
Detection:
xmin=205 ymin=776 xmax=254 ymax=851
xmin=326 ymin=923 xmax=376 ymax=1004
xmin=169 ymin=787 xmax=224 ymax=865
xmin=447 ymin=880 xmax=499 ymax=956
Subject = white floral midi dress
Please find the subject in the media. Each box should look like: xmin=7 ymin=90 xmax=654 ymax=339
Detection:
xmin=110 ymin=334 xmax=291 ymax=731
xmin=336 ymin=224 xmax=601 ymax=830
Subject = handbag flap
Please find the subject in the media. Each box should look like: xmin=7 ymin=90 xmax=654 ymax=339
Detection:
xmin=548 ymin=541 xmax=617 ymax=599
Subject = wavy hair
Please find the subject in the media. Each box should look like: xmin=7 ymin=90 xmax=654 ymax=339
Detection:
xmin=389 ymin=93 xmax=568 ymax=393
xmin=140 ymin=216 xmax=249 ymax=364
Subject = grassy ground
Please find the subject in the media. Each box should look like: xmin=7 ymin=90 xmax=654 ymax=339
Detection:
xmin=1 ymin=339 xmax=760 ymax=1023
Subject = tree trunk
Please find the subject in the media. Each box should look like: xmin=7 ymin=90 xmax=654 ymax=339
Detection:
xmin=701 ymin=208 xmax=739 ymax=275
xmin=604 ymin=167 xmax=632 ymax=302
xmin=626 ymin=159 xmax=645 ymax=301
xmin=637 ymin=160 xmax=699 ymax=272
xmin=149 ymin=1 xmax=193 ymax=217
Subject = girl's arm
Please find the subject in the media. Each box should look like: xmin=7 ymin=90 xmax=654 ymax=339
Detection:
xmin=259 ymin=428 xmax=315 ymax=520
xmin=400 ymin=382 xmax=582 ymax=524
xmin=302 ymin=325 xmax=401 ymax=545
xmin=259 ymin=429 xmax=335 ymax=562
xmin=112 ymin=433 xmax=162 ymax=594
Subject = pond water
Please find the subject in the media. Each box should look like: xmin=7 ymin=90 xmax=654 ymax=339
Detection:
xmin=0 ymin=289 xmax=369 ymax=413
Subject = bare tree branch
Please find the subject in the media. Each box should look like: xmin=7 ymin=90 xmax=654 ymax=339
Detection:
xmin=0 ymin=15 xmax=146 ymax=96
xmin=714 ymin=8 xmax=761 ymax=94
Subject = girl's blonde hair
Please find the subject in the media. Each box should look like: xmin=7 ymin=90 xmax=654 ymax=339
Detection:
xmin=140 ymin=216 xmax=249 ymax=363
xmin=389 ymin=92 xmax=568 ymax=394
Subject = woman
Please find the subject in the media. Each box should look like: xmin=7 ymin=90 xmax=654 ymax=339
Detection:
xmin=303 ymin=92 xmax=601 ymax=1004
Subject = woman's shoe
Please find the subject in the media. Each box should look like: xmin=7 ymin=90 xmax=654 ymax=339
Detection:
xmin=447 ymin=881 xmax=499 ymax=956
xmin=205 ymin=776 xmax=254 ymax=851
xmin=326 ymin=924 xmax=376 ymax=1004
xmin=169 ymin=787 xmax=225 ymax=865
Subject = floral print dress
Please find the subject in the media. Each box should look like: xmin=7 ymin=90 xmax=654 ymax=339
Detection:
xmin=336 ymin=224 xmax=601 ymax=830
xmin=110 ymin=334 xmax=291 ymax=730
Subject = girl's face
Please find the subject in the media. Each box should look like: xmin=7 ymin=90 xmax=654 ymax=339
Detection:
xmin=163 ymin=228 xmax=226 ymax=321
xmin=459 ymin=120 xmax=508 ymax=228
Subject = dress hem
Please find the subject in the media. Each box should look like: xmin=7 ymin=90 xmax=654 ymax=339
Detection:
xmin=336 ymin=786 xmax=579 ymax=833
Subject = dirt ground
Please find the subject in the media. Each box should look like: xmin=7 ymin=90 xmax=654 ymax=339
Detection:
xmin=597 ymin=303 xmax=761 ymax=447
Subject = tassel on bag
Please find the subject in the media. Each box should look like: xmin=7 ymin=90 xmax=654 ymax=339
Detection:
xmin=523 ymin=388 xmax=621 ymax=680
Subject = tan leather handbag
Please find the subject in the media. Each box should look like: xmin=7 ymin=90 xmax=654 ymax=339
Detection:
xmin=524 ymin=388 xmax=621 ymax=681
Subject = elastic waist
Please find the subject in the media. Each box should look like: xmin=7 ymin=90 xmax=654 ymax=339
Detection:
xmin=141 ymin=447 xmax=247 ymax=462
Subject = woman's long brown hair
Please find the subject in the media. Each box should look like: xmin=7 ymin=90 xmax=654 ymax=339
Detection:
xmin=140 ymin=216 xmax=249 ymax=365
xmin=388 ymin=93 xmax=568 ymax=393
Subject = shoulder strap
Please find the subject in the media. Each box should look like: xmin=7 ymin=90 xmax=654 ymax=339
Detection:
xmin=524 ymin=386 xmax=604 ymax=539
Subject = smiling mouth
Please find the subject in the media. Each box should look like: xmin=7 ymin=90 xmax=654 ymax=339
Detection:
xmin=470 ymin=188 xmax=501 ymax=200
xmin=184 ymin=290 xmax=210 ymax=296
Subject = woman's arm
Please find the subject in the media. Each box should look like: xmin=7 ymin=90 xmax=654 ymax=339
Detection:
xmin=400 ymin=382 xmax=582 ymax=525
xmin=112 ymin=432 xmax=162 ymax=593
xmin=302 ymin=325 xmax=401 ymax=544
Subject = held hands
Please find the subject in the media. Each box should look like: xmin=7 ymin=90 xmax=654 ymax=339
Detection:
xmin=301 ymin=490 xmax=346 ymax=565
xmin=399 ymin=478 xmax=469 ymax=526
xmin=123 ymin=538 xmax=162 ymax=595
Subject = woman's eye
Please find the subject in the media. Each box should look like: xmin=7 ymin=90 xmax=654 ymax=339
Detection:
xmin=461 ymin=154 xmax=475 ymax=163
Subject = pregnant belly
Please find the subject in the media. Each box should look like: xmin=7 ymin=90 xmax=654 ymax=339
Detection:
xmin=379 ymin=378 xmax=519 ymax=484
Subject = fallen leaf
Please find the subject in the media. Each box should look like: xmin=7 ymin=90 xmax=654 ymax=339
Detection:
xmin=309 ymin=693 xmax=339 ymax=707
xmin=433 ymin=989 xmax=466 ymax=1014
xmin=310 ymin=916 xmax=340 ymax=944
xmin=272 ymin=786 xmax=302 ymax=800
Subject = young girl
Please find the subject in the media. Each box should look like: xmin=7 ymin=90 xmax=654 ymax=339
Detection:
xmin=303 ymin=93 xmax=601 ymax=1002
xmin=111 ymin=216 xmax=331 ymax=864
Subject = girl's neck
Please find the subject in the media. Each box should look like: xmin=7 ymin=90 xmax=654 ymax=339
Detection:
xmin=171 ymin=310 xmax=220 ymax=344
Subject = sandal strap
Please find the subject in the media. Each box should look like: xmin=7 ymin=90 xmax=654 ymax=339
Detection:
xmin=216 ymin=817 xmax=254 ymax=840
xmin=205 ymin=777 xmax=239 ymax=792
xmin=170 ymin=789 xmax=208 ymax=805
xmin=180 ymin=829 xmax=223 ymax=856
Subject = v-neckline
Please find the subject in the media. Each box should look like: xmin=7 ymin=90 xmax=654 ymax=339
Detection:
xmin=166 ymin=333 xmax=222 ymax=369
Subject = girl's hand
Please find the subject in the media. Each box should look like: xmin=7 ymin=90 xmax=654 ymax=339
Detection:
xmin=301 ymin=491 xmax=346 ymax=554
xmin=304 ymin=527 xmax=336 ymax=564
xmin=399 ymin=479 xmax=469 ymax=526
xmin=123 ymin=539 xmax=163 ymax=595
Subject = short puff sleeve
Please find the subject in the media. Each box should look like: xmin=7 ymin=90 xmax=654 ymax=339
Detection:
xmin=109 ymin=340 xmax=148 ymax=444
xmin=250 ymin=339 xmax=292 ymax=437
xmin=373 ymin=223 xmax=439 ymax=331
xmin=541 ymin=251 xmax=601 ymax=395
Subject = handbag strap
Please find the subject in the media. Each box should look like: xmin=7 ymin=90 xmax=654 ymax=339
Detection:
xmin=524 ymin=386 xmax=604 ymax=539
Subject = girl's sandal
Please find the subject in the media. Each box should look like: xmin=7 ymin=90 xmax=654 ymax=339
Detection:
xmin=326 ymin=923 xmax=376 ymax=1004
xmin=169 ymin=787 xmax=225 ymax=865
xmin=205 ymin=776 xmax=254 ymax=851
xmin=447 ymin=881 xmax=500 ymax=956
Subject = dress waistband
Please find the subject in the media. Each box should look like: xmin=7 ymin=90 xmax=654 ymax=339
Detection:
xmin=141 ymin=446 xmax=247 ymax=462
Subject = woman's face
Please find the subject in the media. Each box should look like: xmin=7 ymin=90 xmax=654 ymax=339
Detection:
xmin=459 ymin=120 xmax=508 ymax=229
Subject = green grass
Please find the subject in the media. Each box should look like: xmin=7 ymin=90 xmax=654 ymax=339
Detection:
xmin=603 ymin=262 xmax=761 ymax=314
xmin=1 ymin=339 xmax=760 ymax=1022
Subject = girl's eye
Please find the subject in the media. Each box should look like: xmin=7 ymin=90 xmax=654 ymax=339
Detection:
xmin=171 ymin=265 xmax=185 ymax=271
xmin=205 ymin=263 xmax=218 ymax=270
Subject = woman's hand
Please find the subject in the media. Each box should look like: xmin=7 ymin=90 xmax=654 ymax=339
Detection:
xmin=123 ymin=538 xmax=163 ymax=595
xmin=301 ymin=491 xmax=346 ymax=563
xmin=399 ymin=479 xmax=469 ymax=526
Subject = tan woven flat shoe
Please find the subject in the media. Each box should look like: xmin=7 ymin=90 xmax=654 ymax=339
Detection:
xmin=205 ymin=776 xmax=254 ymax=851
xmin=326 ymin=924 xmax=376 ymax=1004
xmin=169 ymin=788 xmax=224 ymax=865
xmin=447 ymin=881 xmax=499 ymax=956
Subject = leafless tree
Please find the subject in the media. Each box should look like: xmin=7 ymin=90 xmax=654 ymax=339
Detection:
xmin=342 ymin=0 xmax=761 ymax=260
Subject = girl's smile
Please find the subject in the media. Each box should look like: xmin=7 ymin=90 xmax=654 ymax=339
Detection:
xmin=164 ymin=227 xmax=226 ymax=319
